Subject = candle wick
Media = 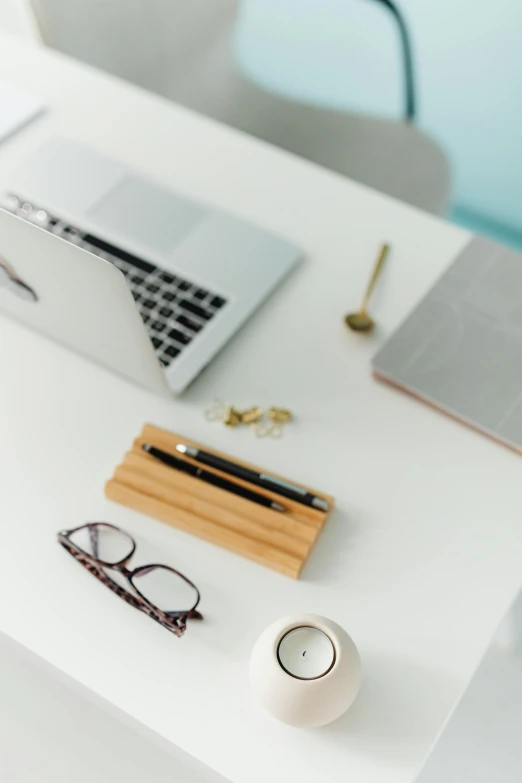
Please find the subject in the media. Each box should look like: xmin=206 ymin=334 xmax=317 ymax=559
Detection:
xmin=302 ymin=650 xmax=307 ymax=657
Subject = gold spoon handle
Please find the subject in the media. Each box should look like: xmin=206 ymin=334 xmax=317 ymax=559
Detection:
xmin=361 ymin=243 xmax=390 ymax=311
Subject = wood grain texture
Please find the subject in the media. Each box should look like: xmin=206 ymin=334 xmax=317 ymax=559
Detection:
xmin=105 ymin=424 xmax=334 ymax=579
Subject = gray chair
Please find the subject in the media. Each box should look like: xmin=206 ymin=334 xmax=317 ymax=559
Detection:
xmin=30 ymin=0 xmax=450 ymax=214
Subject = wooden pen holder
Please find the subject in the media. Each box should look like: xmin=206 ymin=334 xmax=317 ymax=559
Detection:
xmin=105 ymin=424 xmax=334 ymax=578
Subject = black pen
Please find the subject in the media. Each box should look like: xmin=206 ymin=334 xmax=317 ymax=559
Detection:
xmin=142 ymin=444 xmax=285 ymax=513
xmin=175 ymin=444 xmax=329 ymax=511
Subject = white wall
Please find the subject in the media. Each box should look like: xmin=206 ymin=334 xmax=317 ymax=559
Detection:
xmin=237 ymin=0 xmax=522 ymax=229
xmin=0 ymin=0 xmax=37 ymax=38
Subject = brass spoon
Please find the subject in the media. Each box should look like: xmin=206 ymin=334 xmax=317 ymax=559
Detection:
xmin=344 ymin=243 xmax=390 ymax=332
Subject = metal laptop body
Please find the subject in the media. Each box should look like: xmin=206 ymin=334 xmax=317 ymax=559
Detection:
xmin=1 ymin=138 xmax=301 ymax=393
xmin=0 ymin=207 xmax=169 ymax=396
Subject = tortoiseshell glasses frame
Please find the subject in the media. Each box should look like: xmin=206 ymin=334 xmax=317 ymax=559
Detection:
xmin=57 ymin=522 xmax=202 ymax=637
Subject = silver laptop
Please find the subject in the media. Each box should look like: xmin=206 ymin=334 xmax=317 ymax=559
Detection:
xmin=0 ymin=137 xmax=301 ymax=395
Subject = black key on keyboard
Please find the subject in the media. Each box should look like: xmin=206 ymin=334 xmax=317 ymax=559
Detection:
xmin=168 ymin=328 xmax=191 ymax=345
xmin=131 ymin=274 xmax=145 ymax=285
xmin=147 ymin=283 xmax=160 ymax=294
xmin=193 ymin=288 xmax=209 ymax=300
xmin=142 ymin=299 xmax=156 ymax=309
xmin=159 ymin=271 xmax=176 ymax=285
xmin=141 ymin=314 xmax=150 ymax=324
xmin=164 ymin=345 xmax=181 ymax=358
xmin=163 ymin=291 xmax=177 ymax=302
xmin=151 ymin=337 xmax=163 ymax=349
xmin=176 ymin=314 xmax=202 ymax=332
xmin=159 ymin=306 xmax=173 ymax=318
xmin=132 ymin=292 xmax=142 ymax=302
xmin=177 ymin=281 xmax=191 ymax=292
xmin=210 ymin=295 xmax=226 ymax=308
xmin=151 ymin=321 xmax=166 ymax=333
xmin=83 ymin=233 xmax=155 ymax=274
xmin=179 ymin=300 xmax=212 ymax=320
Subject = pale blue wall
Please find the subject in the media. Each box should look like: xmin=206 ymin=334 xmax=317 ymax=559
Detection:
xmin=236 ymin=0 xmax=522 ymax=231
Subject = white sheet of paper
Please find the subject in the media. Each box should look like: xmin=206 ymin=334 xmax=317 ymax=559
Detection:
xmin=0 ymin=81 xmax=44 ymax=143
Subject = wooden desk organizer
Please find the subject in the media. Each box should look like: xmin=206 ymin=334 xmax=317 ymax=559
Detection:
xmin=105 ymin=424 xmax=334 ymax=579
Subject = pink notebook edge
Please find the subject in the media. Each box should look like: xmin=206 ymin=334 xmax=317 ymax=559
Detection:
xmin=372 ymin=368 xmax=522 ymax=458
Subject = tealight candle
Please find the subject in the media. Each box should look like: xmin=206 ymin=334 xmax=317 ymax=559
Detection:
xmin=278 ymin=627 xmax=335 ymax=679
xmin=250 ymin=614 xmax=361 ymax=728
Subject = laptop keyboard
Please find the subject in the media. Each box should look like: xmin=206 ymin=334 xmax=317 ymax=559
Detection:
xmin=1 ymin=194 xmax=228 ymax=368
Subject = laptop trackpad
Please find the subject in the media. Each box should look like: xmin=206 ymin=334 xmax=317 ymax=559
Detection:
xmin=88 ymin=176 xmax=207 ymax=253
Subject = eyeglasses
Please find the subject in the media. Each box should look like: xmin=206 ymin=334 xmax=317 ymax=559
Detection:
xmin=57 ymin=523 xmax=202 ymax=637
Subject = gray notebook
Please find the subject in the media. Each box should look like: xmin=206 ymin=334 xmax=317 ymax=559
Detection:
xmin=372 ymin=235 xmax=522 ymax=452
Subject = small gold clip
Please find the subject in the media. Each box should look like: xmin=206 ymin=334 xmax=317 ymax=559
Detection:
xmin=240 ymin=406 xmax=264 ymax=426
xmin=223 ymin=405 xmax=242 ymax=427
xmin=266 ymin=406 xmax=292 ymax=438
xmin=204 ymin=398 xmax=226 ymax=422
xmin=268 ymin=407 xmax=292 ymax=423
xmin=204 ymin=400 xmax=294 ymax=438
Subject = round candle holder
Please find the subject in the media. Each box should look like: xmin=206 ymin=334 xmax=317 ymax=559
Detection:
xmin=249 ymin=613 xmax=361 ymax=728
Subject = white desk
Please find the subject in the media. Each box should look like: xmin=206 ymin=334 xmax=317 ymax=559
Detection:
xmin=1 ymin=31 xmax=521 ymax=783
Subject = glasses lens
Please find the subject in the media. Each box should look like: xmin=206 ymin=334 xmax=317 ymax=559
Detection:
xmin=68 ymin=523 xmax=134 ymax=563
xmin=132 ymin=565 xmax=198 ymax=612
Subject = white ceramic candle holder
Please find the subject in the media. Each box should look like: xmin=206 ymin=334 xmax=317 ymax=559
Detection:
xmin=249 ymin=613 xmax=361 ymax=728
